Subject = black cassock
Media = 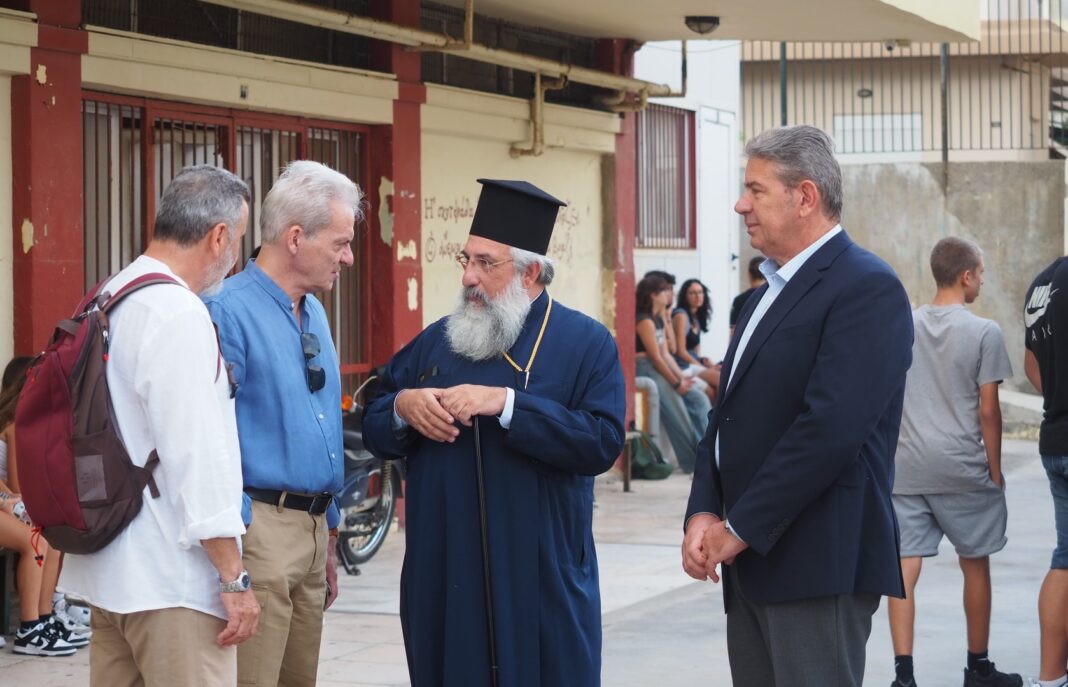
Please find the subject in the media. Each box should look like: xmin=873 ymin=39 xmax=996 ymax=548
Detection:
xmin=363 ymin=291 xmax=626 ymax=687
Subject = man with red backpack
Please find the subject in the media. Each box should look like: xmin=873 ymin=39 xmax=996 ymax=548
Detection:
xmin=56 ymin=166 xmax=260 ymax=686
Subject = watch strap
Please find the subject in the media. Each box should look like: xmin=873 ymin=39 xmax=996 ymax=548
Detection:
xmin=220 ymin=570 xmax=251 ymax=593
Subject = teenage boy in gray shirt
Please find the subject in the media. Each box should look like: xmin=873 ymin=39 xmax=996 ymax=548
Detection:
xmin=888 ymin=237 xmax=1020 ymax=687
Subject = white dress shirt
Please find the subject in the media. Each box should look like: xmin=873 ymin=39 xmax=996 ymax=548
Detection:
xmin=60 ymin=256 xmax=245 ymax=619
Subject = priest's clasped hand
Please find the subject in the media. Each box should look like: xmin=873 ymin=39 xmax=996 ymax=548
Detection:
xmin=440 ymin=385 xmax=507 ymax=426
xmin=396 ymin=388 xmax=460 ymax=443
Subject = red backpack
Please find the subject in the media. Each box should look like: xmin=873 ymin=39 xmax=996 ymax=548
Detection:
xmin=15 ymin=273 xmax=180 ymax=554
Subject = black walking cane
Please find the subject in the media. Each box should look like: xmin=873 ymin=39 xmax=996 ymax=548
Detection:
xmin=473 ymin=417 xmax=501 ymax=687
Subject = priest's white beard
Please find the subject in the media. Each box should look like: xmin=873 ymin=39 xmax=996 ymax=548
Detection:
xmin=445 ymin=275 xmax=532 ymax=362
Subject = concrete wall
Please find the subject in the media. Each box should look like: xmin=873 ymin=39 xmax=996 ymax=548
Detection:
xmin=420 ymin=85 xmax=619 ymax=328
xmin=833 ymin=160 xmax=1064 ymax=391
xmin=84 ymin=28 xmax=397 ymax=124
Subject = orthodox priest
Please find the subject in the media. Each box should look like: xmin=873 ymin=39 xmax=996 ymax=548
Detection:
xmin=362 ymin=179 xmax=626 ymax=687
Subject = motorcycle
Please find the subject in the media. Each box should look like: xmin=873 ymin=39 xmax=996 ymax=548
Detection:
xmin=336 ymin=376 xmax=406 ymax=576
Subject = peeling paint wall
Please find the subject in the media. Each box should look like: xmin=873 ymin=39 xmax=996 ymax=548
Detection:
xmin=420 ymin=133 xmax=606 ymax=327
xmin=0 ymin=76 xmax=13 ymax=362
xmin=377 ymin=176 xmax=394 ymax=247
xmin=835 ymin=161 xmax=1064 ymax=391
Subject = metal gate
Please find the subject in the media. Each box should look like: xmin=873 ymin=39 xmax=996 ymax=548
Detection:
xmin=82 ymin=93 xmax=372 ymax=384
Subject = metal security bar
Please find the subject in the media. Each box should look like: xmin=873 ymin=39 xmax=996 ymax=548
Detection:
xmin=636 ymin=104 xmax=696 ymax=249
xmin=82 ymin=94 xmax=373 ymax=387
xmin=420 ymin=1 xmax=602 ymax=108
xmin=82 ymin=0 xmax=373 ymax=72
xmin=83 ymin=99 xmax=144 ymax=289
xmin=234 ymin=124 xmax=301 ymax=265
xmin=741 ymin=0 xmax=1068 ymax=155
xmin=306 ymin=126 xmax=370 ymax=376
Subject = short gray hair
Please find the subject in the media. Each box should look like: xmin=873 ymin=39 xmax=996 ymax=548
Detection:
xmin=511 ymin=246 xmax=555 ymax=285
xmin=153 ymin=166 xmax=250 ymax=246
xmin=744 ymin=125 xmax=843 ymax=221
xmin=261 ymin=160 xmax=364 ymax=243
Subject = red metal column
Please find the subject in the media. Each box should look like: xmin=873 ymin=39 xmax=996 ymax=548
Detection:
xmin=369 ymin=0 xmax=425 ymax=366
xmin=10 ymin=0 xmax=86 ymax=353
xmin=597 ymin=39 xmax=640 ymax=429
xmin=368 ymin=0 xmax=425 ymax=528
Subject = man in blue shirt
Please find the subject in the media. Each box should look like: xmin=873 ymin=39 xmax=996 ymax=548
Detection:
xmin=205 ymin=160 xmax=363 ymax=687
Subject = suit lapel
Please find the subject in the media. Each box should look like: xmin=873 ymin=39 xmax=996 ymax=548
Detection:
xmin=718 ymin=284 xmax=765 ymax=389
xmin=720 ymin=232 xmax=853 ymax=402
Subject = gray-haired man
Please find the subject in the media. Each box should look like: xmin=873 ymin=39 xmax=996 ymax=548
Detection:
xmin=206 ymin=160 xmax=363 ymax=686
xmin=683 ymin=125 xmax=913 ymax=686
xmin=61 ymin=165 xmax=260 ymax=687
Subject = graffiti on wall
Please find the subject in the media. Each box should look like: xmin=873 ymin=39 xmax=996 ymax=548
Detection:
xmin=422 ymin=195 xmax=588 ymax=267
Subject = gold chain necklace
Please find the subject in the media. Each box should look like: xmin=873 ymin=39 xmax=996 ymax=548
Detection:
xmin=502 ymin=294 xmax=553 ymax=389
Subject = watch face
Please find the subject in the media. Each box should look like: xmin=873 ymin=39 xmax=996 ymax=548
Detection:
xmin=239 ymin=572 xmax=251 ymax=590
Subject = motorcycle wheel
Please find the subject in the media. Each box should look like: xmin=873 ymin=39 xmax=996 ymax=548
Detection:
xmin=338 ymin=469 xmax=400 ymax=565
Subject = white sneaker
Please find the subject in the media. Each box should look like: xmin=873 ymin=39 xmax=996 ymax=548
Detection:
xmin=12 ymin=621 xmax=77 ymax=657
xmin=46 ymin=616 xmax=89 ymax=648
xmin=53 ymin=597 xmax=91 ymax=634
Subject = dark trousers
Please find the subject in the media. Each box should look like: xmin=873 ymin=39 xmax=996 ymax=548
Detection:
xmin=725 ymin=568 xmax=880 ymax=687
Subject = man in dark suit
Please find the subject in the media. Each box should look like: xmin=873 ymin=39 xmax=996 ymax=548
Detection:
xmin=682 ymin=125 xmax=913 ymax=686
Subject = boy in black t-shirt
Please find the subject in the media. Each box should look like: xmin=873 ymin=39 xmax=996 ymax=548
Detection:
xmin=1025 ymin=257 xmax=1068 ymax=687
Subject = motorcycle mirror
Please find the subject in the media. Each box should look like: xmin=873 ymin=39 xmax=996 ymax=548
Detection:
xmin=347 ymin=375 xmax=380 ymax=410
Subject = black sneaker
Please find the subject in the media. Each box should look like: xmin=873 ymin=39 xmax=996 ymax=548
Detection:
xmin=12 ymin=621 xmax=77 ymax=656
xmin=963 ymin=663 xmax=1023 ymax=687
xmin=47 ymin=615 xmax=89 ymax=648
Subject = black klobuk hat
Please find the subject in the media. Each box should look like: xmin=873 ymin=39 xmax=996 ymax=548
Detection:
xmin=468 ymin=179 xmax=566 ymax=256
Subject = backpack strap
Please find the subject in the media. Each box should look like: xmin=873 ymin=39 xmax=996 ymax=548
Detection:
xmin=49 ymin=276 xmax=114 ymax=343
xmin=73 ymin=275 xmax=112 ymax=316
xmin=138 ymin=450 xmax=161 ymax=499
xmin=100 ymin=273 xmax=182 ymax=313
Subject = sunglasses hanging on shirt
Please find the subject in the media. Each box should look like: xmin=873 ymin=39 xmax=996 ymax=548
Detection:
xmin=301 ymin=332 xmax=326 ymax=393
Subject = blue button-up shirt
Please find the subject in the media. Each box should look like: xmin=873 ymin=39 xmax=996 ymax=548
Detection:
xmin=205 ymin=260 xmax=344 ymax=528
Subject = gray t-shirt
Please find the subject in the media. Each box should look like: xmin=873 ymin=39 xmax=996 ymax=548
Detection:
xmin=894 ymin=304 xmax=1013 ymax=494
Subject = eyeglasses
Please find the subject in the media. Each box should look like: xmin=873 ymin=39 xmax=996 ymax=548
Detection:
xmin=455 ymin=254 xmax=513 ymax=274
xmin=301 ymin=332 xmax=326 ymax=393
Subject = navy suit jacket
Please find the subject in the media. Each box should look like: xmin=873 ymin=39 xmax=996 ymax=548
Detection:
xmin=685 ymin=230 xmax=913 ymax=605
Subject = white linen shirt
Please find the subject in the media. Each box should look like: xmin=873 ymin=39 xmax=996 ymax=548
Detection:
xmin=59 ymin=255 xmax=245 ymax=620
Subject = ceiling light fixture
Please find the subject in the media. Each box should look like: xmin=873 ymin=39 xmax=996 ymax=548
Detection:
xmin=684 ymin=16 xmax=720 ymax=35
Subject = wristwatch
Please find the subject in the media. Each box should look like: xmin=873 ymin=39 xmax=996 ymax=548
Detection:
xmin=220 ymin=570 xmax=252 ymax=593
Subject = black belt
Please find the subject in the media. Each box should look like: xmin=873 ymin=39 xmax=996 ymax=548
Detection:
xmin=246 ymin=488 xmax=333 ymax=515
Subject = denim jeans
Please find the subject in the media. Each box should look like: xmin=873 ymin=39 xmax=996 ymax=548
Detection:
xmin=635 ymin=356 xmax=703 ymax=473
xmin=1042 ymin=455 xmax=1068 ymax=569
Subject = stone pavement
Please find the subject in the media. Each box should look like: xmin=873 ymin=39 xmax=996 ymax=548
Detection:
xmin=0 ymin=437 xmax=1054 ymax=685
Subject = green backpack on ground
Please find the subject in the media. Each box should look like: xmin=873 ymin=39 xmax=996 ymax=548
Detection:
xmin=629 ymin=430 xmax=673 ymax=480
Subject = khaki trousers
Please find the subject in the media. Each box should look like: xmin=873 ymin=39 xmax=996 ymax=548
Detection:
xmin=238 ymin=500 xmax=328 ymax=686
xmin=90 ymin=605 xmax=236 ymax=687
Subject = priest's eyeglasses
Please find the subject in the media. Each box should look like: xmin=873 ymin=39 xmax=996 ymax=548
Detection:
xmin=455 ymin=253 xmax=514 ymax=274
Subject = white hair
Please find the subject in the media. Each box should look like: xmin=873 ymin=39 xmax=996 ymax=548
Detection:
xmin=510 ymin=246 xmax=555 ymax=285
xmin=445 ymin=273 xmax=531 ymax=361
xmin=261 ymin=160 xmax=364 ymax=243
